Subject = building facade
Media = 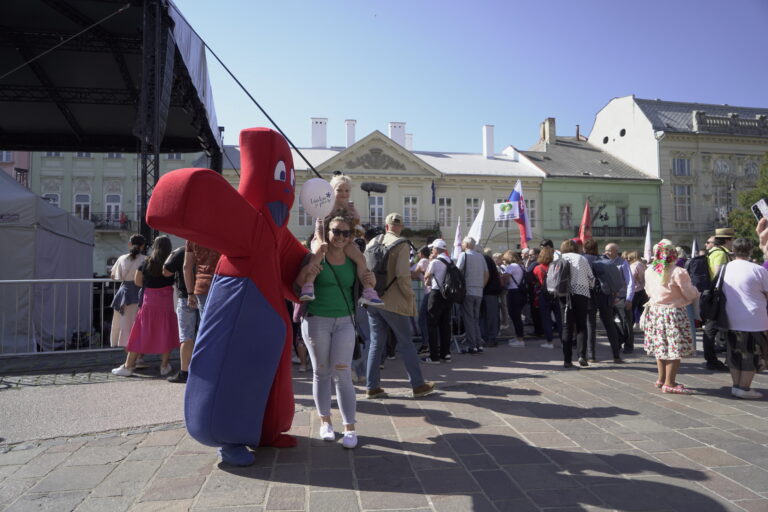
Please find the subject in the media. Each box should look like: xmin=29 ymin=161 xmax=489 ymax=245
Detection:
xmin=27 ymin=150 xmax=202 ymax=275
xmin=590 ymin=95 xmax=768 ymax=245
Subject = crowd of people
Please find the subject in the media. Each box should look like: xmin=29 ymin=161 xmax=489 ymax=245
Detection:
xmin=107 ymin=172 xmax=768 ymax=451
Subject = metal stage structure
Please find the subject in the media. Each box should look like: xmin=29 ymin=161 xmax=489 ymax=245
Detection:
xmin=0 ymin=0 xmax=223 ymax=241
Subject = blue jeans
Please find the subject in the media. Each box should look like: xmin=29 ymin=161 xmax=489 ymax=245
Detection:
xmin=366 ymin=307 xmax=425 ymax=391
xmin=461 ymin=295 xmax=483 ymax=349
xmin=480 ymin=294 xmax=500 ymax=345
xmin=539 ymin=291 xmax=562 ymax=343
xmin=418 ymin=290 xmax=430 ymax=347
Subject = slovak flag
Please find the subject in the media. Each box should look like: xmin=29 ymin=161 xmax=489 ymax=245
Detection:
xmin=508 ymin=180 xmax=532 ymax=248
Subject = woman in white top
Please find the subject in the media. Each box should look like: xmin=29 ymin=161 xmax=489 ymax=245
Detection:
xmin=502 ymin=250 xmax=526 ymax=347
xmin=412 ymin=246 xmax=432 ymax=353
xmin=110 ymin=234 xmax=146 ymax=348
xmin=721 ymin=238 xmax=768 ymax=400
xmin=559 ymin=239 xmax=594 ymax=368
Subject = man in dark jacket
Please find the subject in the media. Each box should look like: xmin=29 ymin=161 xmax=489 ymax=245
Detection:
xmin=480 ymin=248 xmax=503 ymax=347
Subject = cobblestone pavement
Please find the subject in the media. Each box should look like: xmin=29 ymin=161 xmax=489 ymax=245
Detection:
xmin=1 ymin=338 xmax=767 ymax=511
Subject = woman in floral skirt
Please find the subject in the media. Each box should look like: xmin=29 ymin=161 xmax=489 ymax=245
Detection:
xmin=642 ymin=240 xmax=700 ymax=394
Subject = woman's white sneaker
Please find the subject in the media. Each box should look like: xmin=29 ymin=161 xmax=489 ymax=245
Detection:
xmin=319 ymin=422 xmax=335 ymax=441
xmin=160 ymin=364 xmax=173 ymax=376
xmin=111 ymin=365 xmax=133 ymax=377
xmin=342 ymin=431 xmax=358 ymax=449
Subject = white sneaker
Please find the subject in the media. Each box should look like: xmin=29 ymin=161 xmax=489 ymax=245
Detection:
xmin=732 ymin=387 xmax=763 ymax=400
xmin=508 ymin=340 xmax=525 ymax=348
xmin=319 ymin=422 xmax=335 ymax=441
xmin=540 ymin=343 xmax=555 ymax=349
xmin=111 ymin=365 xmax=133 ymax=377
xmin=160 ymin=364 xmax=173 ymax=376
xmin=341 ymin=430 xmax=358 ymax=449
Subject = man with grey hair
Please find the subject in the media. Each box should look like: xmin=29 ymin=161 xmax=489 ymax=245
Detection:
xmin=603 ymin=242 xmax=634 ymax=353
xmin=457 ymin=236 xmax=489 ymax=354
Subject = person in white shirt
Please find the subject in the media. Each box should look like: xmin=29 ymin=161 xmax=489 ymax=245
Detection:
xmin=456 ymin=237 xmax=488 ymax=354
xmin=424 ymin=239 xmax=454 ymax=363
xmin=559 ymin=239 xmax=595 ymax=368
xmin=502 ymin=250 xmax=527 ymax=347
xmin=721 ymin=238 xmax=768 ymax=399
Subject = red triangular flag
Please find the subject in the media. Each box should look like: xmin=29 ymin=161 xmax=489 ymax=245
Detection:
xmin=578 ymin=200 xmax=592 ymax=242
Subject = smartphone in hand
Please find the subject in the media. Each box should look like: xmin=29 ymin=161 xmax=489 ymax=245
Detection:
xmin=751 ymin=198 xmax=768 ymax=221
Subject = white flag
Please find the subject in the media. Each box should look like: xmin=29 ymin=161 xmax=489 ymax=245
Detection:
xmin=453 ymin=216 xmax=462 ymax=260
xmin=644 ymin=223 xmax=653 ymax=262
xmin=467 ymin=200 xmax=485 ymax=246
xmin=691 ymin=239 xmax=699 ymax=257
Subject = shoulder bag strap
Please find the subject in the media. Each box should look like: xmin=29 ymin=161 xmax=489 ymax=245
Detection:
xmin=325 ymin=257 xmax=358 ymax=330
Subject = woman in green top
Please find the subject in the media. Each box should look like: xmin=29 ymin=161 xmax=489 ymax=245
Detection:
xmin=298 ymin=216 xmax=358 ymax=449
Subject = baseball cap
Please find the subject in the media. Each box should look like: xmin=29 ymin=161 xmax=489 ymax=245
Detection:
xmin=385 ymin=212 xmax=403 ymax=225
xmin=429 ymin=238 xmax=448 ymax=250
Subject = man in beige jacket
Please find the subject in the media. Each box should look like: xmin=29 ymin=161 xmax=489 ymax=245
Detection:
xmin=365 ymin=213 xmax=436 ymax=399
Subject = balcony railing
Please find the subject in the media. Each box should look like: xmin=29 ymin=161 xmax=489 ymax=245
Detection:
xmin=574 ymin=226 xmax=646 ymax=238
xmin=88 ymin=212 xmax=136 ymax=231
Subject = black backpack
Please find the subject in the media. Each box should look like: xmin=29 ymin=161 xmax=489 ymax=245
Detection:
xmin=364 ymin=235 xmax=411 ymax=294
xmin=482 ymin=255 xmax=503 ymax=296
xmin=685 ymin=247 xmax=730 ymax=293
xmin=437 ymin=259 xmax=466 ymax=304
xmin=546 ymin=257 xmax=571 ymax=300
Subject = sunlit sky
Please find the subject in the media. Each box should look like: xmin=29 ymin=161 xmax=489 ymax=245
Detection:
xmin=173 ymin=0 xmax=768 ymax=153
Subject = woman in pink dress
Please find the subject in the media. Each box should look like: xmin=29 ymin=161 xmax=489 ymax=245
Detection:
xmin=112 ymin=236 xmax=179 ymax=377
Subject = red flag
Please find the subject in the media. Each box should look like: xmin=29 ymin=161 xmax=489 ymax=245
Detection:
xmin=578 ymin=200 xmax=592 ymax=243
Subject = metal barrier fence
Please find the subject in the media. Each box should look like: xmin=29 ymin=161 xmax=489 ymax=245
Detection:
xmin=0 ymin=279 xmax=119 ymax=356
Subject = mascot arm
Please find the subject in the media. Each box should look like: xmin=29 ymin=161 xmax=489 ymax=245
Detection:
xmin=147 ymin=168 xmax=255 ymax=257
xmin=279 ymin=231 xmax=309 ymax=302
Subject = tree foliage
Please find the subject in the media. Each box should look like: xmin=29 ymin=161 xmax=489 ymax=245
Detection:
xmin=729 ymin=153 xmax=768 ymax=259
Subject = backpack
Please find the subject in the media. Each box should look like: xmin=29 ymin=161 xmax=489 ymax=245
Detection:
xmin=437 ymin=258 xmax=466 ymax=304
xmin=592 ymin=259 xmax=625 ymax=295
xmin=685 ymin=254 xmax=711 ymax=293
xmin=482 ymin=255 xmax=503 ymax=296
xmin=364 ymin=235 xmax=411 ymax=294
xmin=546 ymin=257 xmax=571 ymax=299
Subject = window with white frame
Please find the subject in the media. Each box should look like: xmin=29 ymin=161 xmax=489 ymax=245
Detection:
xmin=45 ymin=151 xmax=61 ymax=157
xmin=639 ymin=207 xmax=651 ymax=227
xmin=438 ymin=197 xmax=452 ymax=228
xmin=525 ymin=199 xmax=536 ymax=228
xmin=0 ymin=151 xmax=12 ymax=162
xmin=616 ymin=206 xmax=628 ymax=227
xmin=74 ymin=194 xmax=91 ymax=220
xmin=297 ymin=203 xmax=312 ymax=227
xmin=369 ymin=196 xmax=384 ymax=226
xmin=673 ymin=158 xmax=691 ymax=176
xmin=559 ymin=205 xmax=572 ymax=230
xmin=745 ymin=161 xmax=759 ymax=178
xmin=674 ymin=185 xmax=691 ymax=221
xmin=105 ymin=194 xmax=121 ymax=222
xmin=42 ymin=193 xmax=60 ymax=208
xmin=76 ymin=152 xmax=92 ymax=158
xmin=107 ymin=152 xmax=123 ymax=159
xmin=167 ymin=153 xmax=183 ymax=160
xmin=465 ymin=198 xmax=480 ymax=226
xmin=403 ymin=196 xmax=418 ymax=226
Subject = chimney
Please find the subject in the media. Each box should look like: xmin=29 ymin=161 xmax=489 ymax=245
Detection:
xmin=543 ymin=117 xmax=556 ymax=144
xmin=311 ymin=117 xmax=327 ymax=148
xmin=405 ymin=133 xmax=413 ymax=151
xmin=345 ymin=119 xmax=356 ymax=147
xmin=388 ymin=122 xmax=406 ymax=147
xmin=482 ymin=125 xmax=494 ymax=158
xmin=576 ymin=124 xmax=580 ymax=140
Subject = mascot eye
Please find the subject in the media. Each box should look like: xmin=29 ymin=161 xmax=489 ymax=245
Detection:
xmin=289 ymin=168 xmax=295 ymax=187
xmin=273 ymin=161 xmax=286 ymax=182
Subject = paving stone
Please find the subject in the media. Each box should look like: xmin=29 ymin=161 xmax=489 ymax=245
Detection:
xmin=272 ymin=463 xmax=307 ymax=485
xmin=567 ymin=432 xmax=633 ymax=451
xmin=194 ymin=470 xmax=268 ymax=508
xmin=265 ymin=485 xmax=305 ymax=510
xmin=11 ymin=452 xmax=69 ymax=478
xmin=308 ymin=490 xmax=358 ymax=512
xmin=140 ymin=429 xmax=186 ymax=447
xmin=492 ymin=498 xmax=541 ymax=512
xmin=460 ymin=453 xmax=497 ymax=470
xmin=430 ymin=493 xmax=496 ymax=512
xmin=124 ymin=445 xmax=176 ymax=461
xmin=307 ymin=467 xmax=353 ymax=488
xmin=155 ymin=454 xmax=217 ymax=478
xmin=63 ymin=445 xmax=133 ymax=466
xmin=0 ymin=464 xmax=21 ymax=479
xmin=675 ymin=446 xmax=751 ymax=468
xmin=522 ymin=431 xmax=578 ymax=448
xmin=4 ymin=490 xmax=88 ymax=512
xmin=526 ymin=486 xmax=601 ymax=508
xmin=357 ymin=477 xmax=429 ymax=509
xmin=732 ymin=498 xmax=768 ymax=512
xmin=129 ymin=499 xmax=194 ymax=511
xmin=696 ymin=469 xmax=762 ymax=501
xmin=174 ymin=437 xmax=212 ymax=455
xmin=45 ymin=441 xmax=86 ymax=454
xmin=75 ymin=495 xmax=135 ymax=512
xmin=489 ymin=444 xmax=548 ymax=465
xmin=417 ymin=467 xmax=480 ymax=494
xmin=91 ymin=459 xmax=162 ymax=497
xmin=29 ymin=463 xmax=115 ymax=492
xmin=0 ymin=447 xmax=45 ymax=466
xmin=0 ymin=477 xmax=36 ymax=505
xmin=471 ymin=468 xmax=522 ymax=501
xmin=715 ymin=466 xmax=768 ymax=494
xmin=504 ymin=463 xmax=581 ymax=490
xmin=139 ymin=476 xmax=206 ymax=502
xmin=354 ymin=454 xmax=413 ymax=479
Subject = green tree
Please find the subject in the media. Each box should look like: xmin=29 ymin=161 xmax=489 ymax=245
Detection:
xmin=729 ymin=153 xmax=768 ymax=259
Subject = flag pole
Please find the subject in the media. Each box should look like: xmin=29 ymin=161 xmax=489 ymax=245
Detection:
xmin=483 ymin=221 xmax=497 ymax=249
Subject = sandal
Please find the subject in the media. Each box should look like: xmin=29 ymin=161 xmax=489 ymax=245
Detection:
xmin=654 ymin=380 xmax=663 ymax=388
xmin=662 ymin=384 xmax=693 ymax=395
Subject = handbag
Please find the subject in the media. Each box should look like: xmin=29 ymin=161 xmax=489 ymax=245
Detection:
xmin=699 ymin=263 xmax=729 ymax=329
xmin=326 ymin=259 xmax=365 ymax=360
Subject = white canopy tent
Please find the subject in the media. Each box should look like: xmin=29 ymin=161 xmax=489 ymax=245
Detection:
xmin=0 ymin=172 xmax=94 ymax=354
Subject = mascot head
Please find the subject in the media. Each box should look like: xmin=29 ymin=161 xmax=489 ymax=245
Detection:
xmin=238 ymin=128 xmax=295 ymax=228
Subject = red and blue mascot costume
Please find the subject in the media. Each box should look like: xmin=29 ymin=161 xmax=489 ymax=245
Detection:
xmin=147 ymin=128 xmax=308 ymax=465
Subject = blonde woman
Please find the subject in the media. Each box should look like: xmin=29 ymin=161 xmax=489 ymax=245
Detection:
xmin=643 ymin=240 xmax=699 ymax=394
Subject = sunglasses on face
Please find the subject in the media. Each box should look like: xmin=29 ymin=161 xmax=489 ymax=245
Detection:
xmin=330 ymin=228 xmax=351 ymax=238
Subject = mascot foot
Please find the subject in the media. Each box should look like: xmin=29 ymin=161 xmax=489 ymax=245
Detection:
xmin=268 ymin=434 xmax=298 ymax=448
xmin=218 ymin=444 xmax=255 ymax=466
